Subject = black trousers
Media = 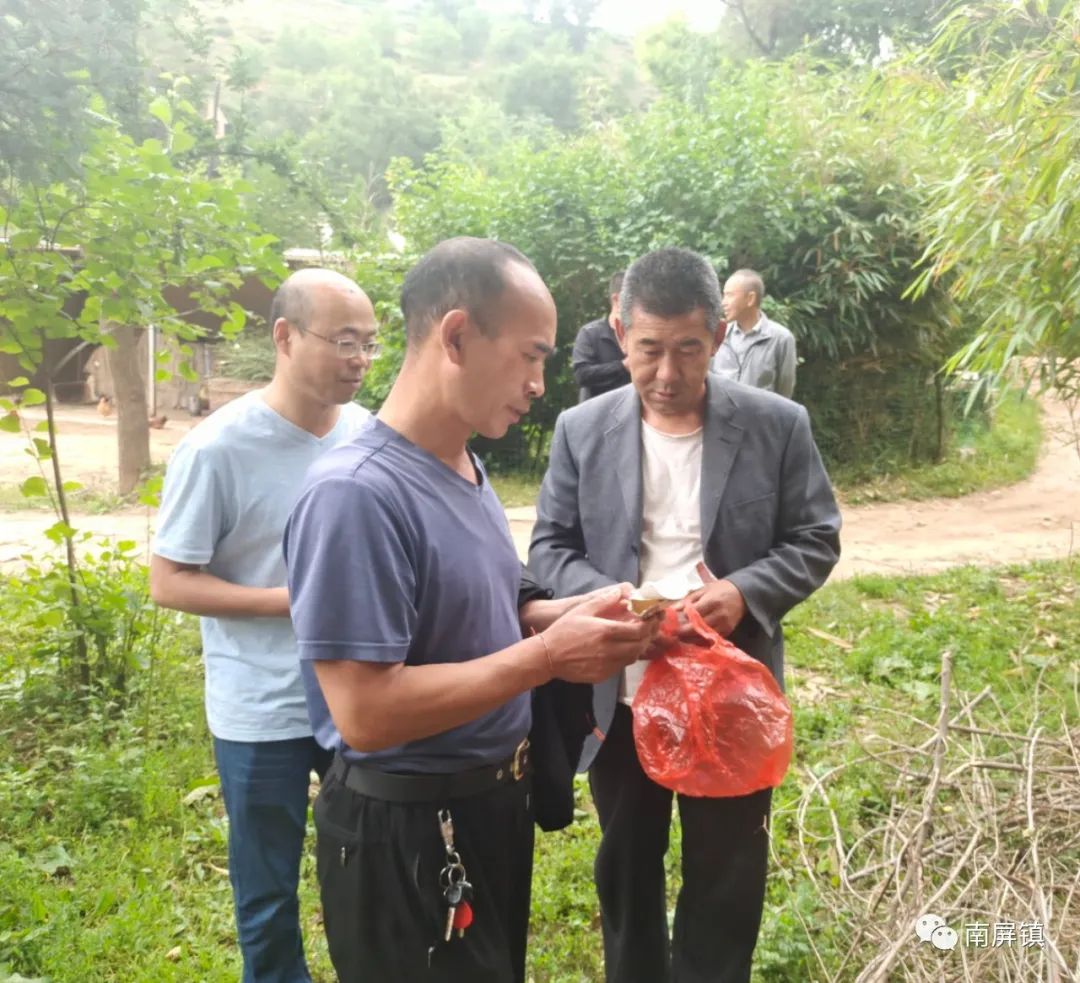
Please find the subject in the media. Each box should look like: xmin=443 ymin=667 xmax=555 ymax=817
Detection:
xmin=589 ymin=705 xmax=772 ymax=983
xmin=313 ymin=766 xmax=534 ymax=983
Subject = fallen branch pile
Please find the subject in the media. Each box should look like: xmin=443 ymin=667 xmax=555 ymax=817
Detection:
xmin=787 ymin=650 xmax=1080 ymax=982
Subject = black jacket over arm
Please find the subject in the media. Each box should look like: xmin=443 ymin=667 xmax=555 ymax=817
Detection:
xmin=571 ymin=318 xmax=630 ymax=401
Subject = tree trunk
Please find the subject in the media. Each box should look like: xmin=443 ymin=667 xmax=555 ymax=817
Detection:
xmin=105 ymin=321 xmax=151 ymax=494
xmin=934 ymin=373 xmax=947 ymax=463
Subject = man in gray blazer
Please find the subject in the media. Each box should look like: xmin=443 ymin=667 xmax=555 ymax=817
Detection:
xmin=529 ymin=248 xmax=841 ymax=983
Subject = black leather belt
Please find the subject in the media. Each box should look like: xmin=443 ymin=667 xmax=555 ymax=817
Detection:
xmin=327 ymin=739 xmax=531 ymax=804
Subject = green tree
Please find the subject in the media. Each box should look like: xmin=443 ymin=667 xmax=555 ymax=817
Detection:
xmin=551 ymin=0 xmax=599 ymax=52
xmin=884 ymin=0 xmax=1080 ymax=407
xmin=271 ymin=26 xmax=334 ymax=73
xmin=0 ymin=0 xmax=144 ymax=179
xmin=1 ymin=101 xmax=283 ymax=690
xmin=488 ymin=19 xmax=540 ymax=62
xmin=499 ymin=39 xmax=584 ymax=130
xmin=458 ymin=7 xmax=492 ymax=60
xmin=436 ymin=96 xmax=555 ymax=162
xmin=366 ymin=9 xmax=399 ymax=56
xmin=715 ymin=0 xmax=943 ymax=61
xmin=411 ymin=13 xmax=465 ymax=69
xmin=296 ymin=66 xmax=442 ymax=200
xmin=1 ymin=97 xmax=285 ymax=486
xmin=638 ymin=17 xmax=727 ymax=103
xmin=385 ymin=62 xmax=959 ymax=473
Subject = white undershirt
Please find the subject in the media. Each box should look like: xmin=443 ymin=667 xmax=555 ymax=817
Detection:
xmin=620 ymin=420 xmax=705 ymax=705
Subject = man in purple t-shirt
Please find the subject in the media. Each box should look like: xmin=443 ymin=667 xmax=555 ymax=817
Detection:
xmin=284 ymin=238 xmax=659 ymax=983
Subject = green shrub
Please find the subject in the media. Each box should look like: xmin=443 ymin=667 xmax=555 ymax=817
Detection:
xmin=1 ymin=537 xmax=163 ymax=706
xmin=215 ymin=330 xmax=275 ymax=382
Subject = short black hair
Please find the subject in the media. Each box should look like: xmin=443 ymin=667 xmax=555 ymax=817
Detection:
xmin=620 ymin=248 xmax=722 ymax=332
xmin=608 ymin=271 xmax=625 ymax=296
xmin=400 ymin=237 xmax=537 ymax=344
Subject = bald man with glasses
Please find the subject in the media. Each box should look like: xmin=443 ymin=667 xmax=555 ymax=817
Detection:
xmin=151 ymin=268 xmax=377 ymax=983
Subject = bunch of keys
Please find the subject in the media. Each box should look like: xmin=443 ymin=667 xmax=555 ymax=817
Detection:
xmin=437 ymin=809 xmax=474 ymax=941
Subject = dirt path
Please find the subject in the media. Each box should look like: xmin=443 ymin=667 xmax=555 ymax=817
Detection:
xmin=826 ymin=394 xmax=1078 ymax=579
xmin=1 ymin=399 xmax=1077 ymax=577
xmin=0 ymin=404 xmax=192 ymax=484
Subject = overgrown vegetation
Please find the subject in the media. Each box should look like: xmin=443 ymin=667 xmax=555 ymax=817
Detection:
xmin=531 ymin=557 xmax=1080 ymax=979
xmin=2 ymin=558 xmax=1075 ymax=980
xmin=8 ymin=0 xmax=1076 ymax=481
xmin=488 ymin=472 xmax=549 ymax=510
xmin=214 ymin=331 xmax=276 ymax=383
xmin=833 ymin=390 xmax=1042 ymax=502
xmin=0 ymin=483 xmax=133 ymax=515
xmin=883 ymin=0 xmax=1080 ymax=407
xmin=349 ymin=59 xmax=963 ymax=473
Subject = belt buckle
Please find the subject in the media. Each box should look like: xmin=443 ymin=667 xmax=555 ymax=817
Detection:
xmin=511 ymin=739 xmax=529 ymax=781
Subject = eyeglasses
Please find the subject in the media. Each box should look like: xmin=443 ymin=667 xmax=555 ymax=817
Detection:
xmin=304 ymin=328 xmax=382 ymax=360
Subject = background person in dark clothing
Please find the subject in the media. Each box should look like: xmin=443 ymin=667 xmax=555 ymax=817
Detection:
xmin=571 ymin=271 xmax=629 ymax=401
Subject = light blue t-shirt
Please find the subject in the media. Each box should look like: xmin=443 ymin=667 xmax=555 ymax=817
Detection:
xmin=153 ymin=390 xmax=370 ymax=742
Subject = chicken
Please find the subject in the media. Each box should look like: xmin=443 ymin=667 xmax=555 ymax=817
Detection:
xmin=147 ymin=413 xmax=168 ymax=429
xmin=97 ymin=395 xmax=113 ymax=417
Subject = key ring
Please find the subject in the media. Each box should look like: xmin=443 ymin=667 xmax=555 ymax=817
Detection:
xmin=439 ymin=862 xmax=467 ymax=888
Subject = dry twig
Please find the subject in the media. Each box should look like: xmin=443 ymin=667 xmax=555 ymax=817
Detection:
xmin=782 ymin=650 xmax=1080 ymax=982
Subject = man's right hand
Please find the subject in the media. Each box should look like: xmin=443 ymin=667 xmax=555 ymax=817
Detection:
xmin=540 ymin=585 xmax=660 ymax=683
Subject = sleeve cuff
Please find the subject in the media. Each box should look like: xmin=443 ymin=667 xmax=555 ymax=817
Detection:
xmin=298 ymin=640 xmax=410 ymax=663
xmin=151 ymin=541 xmax=214 ymax=566
xmin=725 ymin=572 xmax=777 ymax=639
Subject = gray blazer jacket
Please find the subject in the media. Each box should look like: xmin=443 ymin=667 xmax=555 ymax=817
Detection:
xmin=528 ymin=379 xmax=841 ymax=771
xmin=711 ymin=314 xmax=797 ymax=398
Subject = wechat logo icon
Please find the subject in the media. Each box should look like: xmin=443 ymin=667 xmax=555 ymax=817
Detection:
xmin=914 ymin=913 xmax=958 ymax=951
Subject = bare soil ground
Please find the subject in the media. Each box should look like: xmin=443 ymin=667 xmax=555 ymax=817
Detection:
xmin=2 ymin=398 xmax=1077 ymax=578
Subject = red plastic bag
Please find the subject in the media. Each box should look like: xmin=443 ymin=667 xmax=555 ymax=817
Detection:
xmin=631 ymin=605 xmax=793 ymax=797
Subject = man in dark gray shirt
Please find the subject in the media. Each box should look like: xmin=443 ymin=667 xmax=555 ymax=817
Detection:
xmin=571 ymin=270 xmax=630 ymax=401
xmin=284 ymin=238 xmax=658 ymax=983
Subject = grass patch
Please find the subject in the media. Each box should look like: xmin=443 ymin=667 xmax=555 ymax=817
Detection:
xmin=489 ymin=471 xmax=545 ymax=508
xmin=834 ymin=392 xmax=1042 ymax=504
xmin=0 ymin=621 xmax=255 ymax=982
xmin=0 ymin=481 xmax=134 ymax=514
xmin=2 ymin=558 xmax=1076 ymax=980
xmin=0 ymin=465 xmax=165 ymax=514
xmin=3 ymin=466 xmax=547 ymax=514
xmin=758 ymin=557 xmax=1079 ymax=980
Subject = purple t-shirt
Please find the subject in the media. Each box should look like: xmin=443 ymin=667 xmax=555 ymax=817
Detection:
xmin=284 ymin=417 xmax=529 ymax=773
